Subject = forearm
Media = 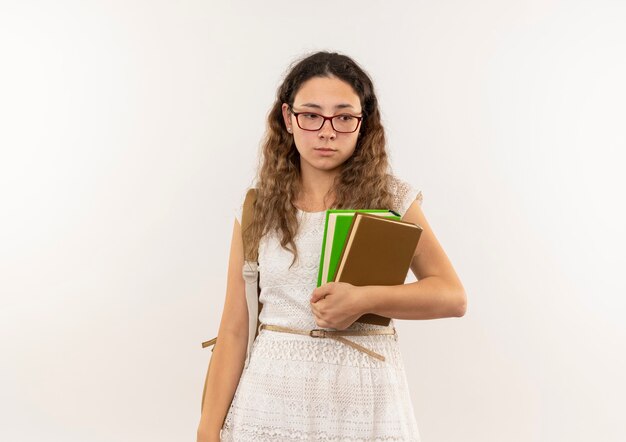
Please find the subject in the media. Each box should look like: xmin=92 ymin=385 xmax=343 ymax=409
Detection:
xmin=359 ymin=276 xmax=467 ymax=320
xmin=198 ymin=332 xmax=248 ymax=435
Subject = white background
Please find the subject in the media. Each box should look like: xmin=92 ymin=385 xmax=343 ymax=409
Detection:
xmin=1 ymin=1 xmax=625 ymax=441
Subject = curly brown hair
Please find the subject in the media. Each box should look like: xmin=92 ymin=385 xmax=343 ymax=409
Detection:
xmin=243 ymin=50 xmax=397 ymax=268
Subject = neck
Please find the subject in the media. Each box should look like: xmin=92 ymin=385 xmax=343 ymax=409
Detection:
xmin=298 ymin=163 xmax=340 ymax=206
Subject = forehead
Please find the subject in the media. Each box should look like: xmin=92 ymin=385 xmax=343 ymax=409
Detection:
xmin=293 ymin=76 xmax=361 ymax=112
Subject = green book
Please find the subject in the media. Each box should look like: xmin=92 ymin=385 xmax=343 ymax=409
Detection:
xmin=317 ymin=209 xmax=401 ymax=287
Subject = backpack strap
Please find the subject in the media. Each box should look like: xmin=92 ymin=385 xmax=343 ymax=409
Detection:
xmin=241 ymin=188 xmax=258 ymax=261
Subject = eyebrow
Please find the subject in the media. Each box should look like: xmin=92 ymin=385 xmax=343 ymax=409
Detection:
xmin=297 ymin=103 xmax=357 ymax=110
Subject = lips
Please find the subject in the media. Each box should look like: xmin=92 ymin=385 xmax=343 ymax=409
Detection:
xmin=315 ymin=147 xmax=336 ymax=151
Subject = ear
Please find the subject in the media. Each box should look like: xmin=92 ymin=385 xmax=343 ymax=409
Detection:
xmin=281 ymin=103 xmax=293 ymax=133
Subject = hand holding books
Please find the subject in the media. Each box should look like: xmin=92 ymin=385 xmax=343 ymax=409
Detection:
xmin=316 ymin=210 xmax=423 ymax=326
xmin=309 ymin=281 xmax=373 ymax=331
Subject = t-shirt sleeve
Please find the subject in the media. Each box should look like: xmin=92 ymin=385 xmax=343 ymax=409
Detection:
xmin=390 ymin=176 xmax=423 ymax=217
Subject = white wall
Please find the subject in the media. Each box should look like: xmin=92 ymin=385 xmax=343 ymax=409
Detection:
xmin=1 ymin=1 xmax=624 ymax=441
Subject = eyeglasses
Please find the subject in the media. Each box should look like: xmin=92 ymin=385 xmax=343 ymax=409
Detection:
xmin=290 ymin=107 xmax=363 ymax=133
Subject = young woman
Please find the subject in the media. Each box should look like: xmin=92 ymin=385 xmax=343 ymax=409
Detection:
xmin=197 ymin=51 xmax=467 ymax=442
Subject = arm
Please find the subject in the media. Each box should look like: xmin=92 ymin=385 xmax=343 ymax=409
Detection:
xmin=359 ymin=277 xmax=465 ymax=320
xmin=361 ymin=198 xmax=467 ymax=320
xmin=197 ymin=219 xmax=250 ymax=441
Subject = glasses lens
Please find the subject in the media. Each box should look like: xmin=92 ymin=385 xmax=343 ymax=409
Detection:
xmin=298 ymin=113 xmax=324 ymax=130
xmin=332 ymin=115 xmax=358 ymax=133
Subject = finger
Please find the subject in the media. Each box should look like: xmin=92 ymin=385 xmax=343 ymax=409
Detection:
xmin=310 ymin=290 xmax=326 ymax=303
xmin=311 ymin=283 xmax=334 ymax=302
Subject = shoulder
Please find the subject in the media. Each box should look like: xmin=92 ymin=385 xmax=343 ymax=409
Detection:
xmin=386 ymin=174 xmax=423 ymax=217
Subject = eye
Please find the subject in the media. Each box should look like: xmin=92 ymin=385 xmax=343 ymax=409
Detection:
xmin=303 ymin=113 xmax=320 ymax=119
xmin=338 ymin=115 xmax=354 ymax=121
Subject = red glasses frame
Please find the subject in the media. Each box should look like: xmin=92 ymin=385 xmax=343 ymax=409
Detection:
xmin=289 ymin=107 xmax=363 ymax=133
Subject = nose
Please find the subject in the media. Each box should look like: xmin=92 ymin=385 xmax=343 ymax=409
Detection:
xmin=318 ymin=118 xmax=336 ymax=139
